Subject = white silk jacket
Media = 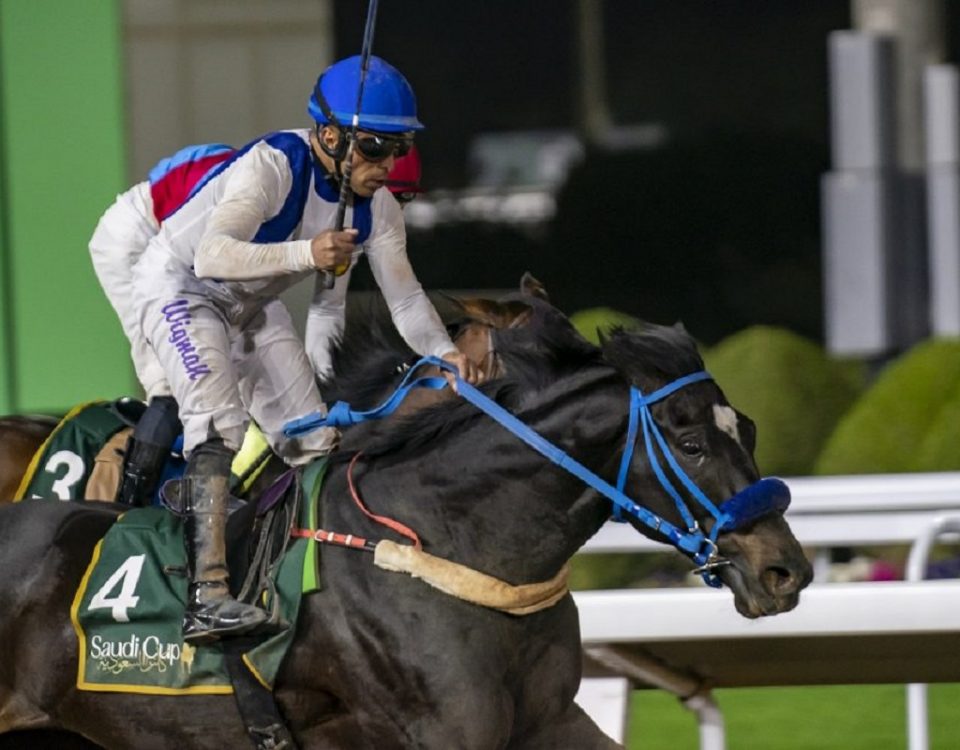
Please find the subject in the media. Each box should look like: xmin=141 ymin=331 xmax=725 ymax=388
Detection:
xmin=132 ymin=129 xmax=455 ymax=377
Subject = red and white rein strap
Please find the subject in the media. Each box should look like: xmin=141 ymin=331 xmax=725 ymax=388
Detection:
xmin=290 ymin=451 xmax=420 ymax=550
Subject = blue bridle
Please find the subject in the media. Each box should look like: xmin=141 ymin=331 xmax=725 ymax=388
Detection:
xmin=284 ymin=356 xmax=790 ymax=587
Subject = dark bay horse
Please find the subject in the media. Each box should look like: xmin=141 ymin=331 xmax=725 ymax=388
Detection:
xmin=0 ymin=283 xmax=811 ymax=748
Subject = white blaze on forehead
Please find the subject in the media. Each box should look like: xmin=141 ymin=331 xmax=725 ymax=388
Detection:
xmin=712 ymin=405 xmax=741 ymax=446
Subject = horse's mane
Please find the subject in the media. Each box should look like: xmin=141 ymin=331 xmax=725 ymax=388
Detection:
xmin=347 ymin=298 xmax=602 ymax=463
xmin=323 ymin=300 xmax=704 ymax=465
xmin=599 ymin=323 xmax=705 ymax=384
xmin=490 ymin=296 xmax=602 ymax=389
xmin=321 ymin=303 xmax=415 ymax=410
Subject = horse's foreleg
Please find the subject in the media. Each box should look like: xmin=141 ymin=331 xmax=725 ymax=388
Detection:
xmin=0 ymin=687 xmax=51 ymax=734
xmin=511 ymin=702 xmax=623 ymax=750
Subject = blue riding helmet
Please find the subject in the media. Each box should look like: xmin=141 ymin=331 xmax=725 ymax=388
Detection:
xmin=308 ymin=55 xmax=424 ymax=133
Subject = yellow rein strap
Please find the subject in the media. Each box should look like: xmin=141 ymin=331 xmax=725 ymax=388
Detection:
xmin=373 ymin=539 xmax=569 ymax=616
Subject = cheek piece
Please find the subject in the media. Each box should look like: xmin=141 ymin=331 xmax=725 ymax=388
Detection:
xmin=613 ymin=372 xmax=791 ymax=585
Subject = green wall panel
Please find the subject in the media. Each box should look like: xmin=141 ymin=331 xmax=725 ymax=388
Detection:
xmin=0 ymin=59 xmax=12 ymax=412
xmin=0 ymin=0 xmax=134 ymax=413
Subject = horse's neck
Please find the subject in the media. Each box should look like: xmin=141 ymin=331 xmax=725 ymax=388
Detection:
xmin=330 ymin=376 xmax=625 ymax=585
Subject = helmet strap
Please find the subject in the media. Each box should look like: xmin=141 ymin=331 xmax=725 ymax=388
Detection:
xmin=314 ymin=124 xmax=349 ymax=184
xmin=313 ymin=85 xmax=351 ymax=161
xmin=317 ymin=124 xmax=348 ymax=160
xmin=311 ymin=127 xmax=347 ymax=190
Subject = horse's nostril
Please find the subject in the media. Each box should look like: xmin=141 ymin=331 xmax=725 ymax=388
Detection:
xmin=763 ymin=565 xmax=796 ymax=594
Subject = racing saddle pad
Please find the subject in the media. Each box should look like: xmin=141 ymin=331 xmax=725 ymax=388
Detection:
xmin=70 ymin=458 xmax=328 ymax=695
xmin=15 ymin=400 xmax=145 ymax=502
xmin=15 ymin=400 xmax=271 ymax=505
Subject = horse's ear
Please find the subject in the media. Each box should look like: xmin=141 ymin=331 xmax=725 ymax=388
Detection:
xmin=520 ymin=272 xmax=549 ymax=302
xmin=503 ymin=301 xmax=534 ymax=329
xmin=449 ymin=297 xmax=506 ymax=327
xmin=456 ymin=298 xmax=534 ymax=329
xmin=440 ymin=290 xmax=466 ymax=312
xmin=442 ymin=291 xmax=501 ymax=320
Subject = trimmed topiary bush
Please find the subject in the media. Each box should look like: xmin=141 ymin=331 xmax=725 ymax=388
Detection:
xmin=815 ymin=338 xmax=960 ymax=474
xmin=704 ymin=326 xmax=865 ymax=477
xmin=914 ymin=393 xmax=960 ymax=471
xmin=570 ymin=307 xmax=642 ymax=345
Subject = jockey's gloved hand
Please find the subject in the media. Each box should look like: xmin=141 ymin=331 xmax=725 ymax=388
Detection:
xmin=441 ymin=350 xmax=482 ymax=390
xmin=310 ymin=228 xmax=357 ymax=275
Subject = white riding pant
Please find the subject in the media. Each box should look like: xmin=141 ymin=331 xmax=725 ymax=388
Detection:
xmin=140 ymin=292 xmax=336 ymax=464
xmin=89 ymin=183 xmax=171 ymax=399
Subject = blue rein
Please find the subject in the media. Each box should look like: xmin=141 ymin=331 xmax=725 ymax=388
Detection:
xmin=284 ymin=356 xmax=790 ymax=587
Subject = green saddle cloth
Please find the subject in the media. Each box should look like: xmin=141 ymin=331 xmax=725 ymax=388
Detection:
xmin=71 ymin=458 xmax=327 ymax=695
xmin=17 ymin=400 xmax=129 ymax=501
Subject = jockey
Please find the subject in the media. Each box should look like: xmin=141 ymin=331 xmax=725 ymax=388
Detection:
xmin=90 ymin=142 xmax=425 ymax=507
xmin=90 ymin=143 xmax=235 ymax=508
xmin=129 ymin=54 xmax=479 ymax=643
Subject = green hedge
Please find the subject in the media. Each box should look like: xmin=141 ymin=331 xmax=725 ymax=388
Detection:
xmin=569 ymin=305 xmax=960 ymax=478
xmin=815 ymin=338 xmax=960 ymax=474
xmin=703 ymin=326 xmax=864 ymax=477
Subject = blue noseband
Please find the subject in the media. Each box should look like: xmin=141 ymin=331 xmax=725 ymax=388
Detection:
xmin=283 ymin=357 xmax=790 ymax=587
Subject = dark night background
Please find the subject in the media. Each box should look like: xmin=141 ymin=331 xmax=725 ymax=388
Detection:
xmin=333 ymin=1 xmax=960 ymax=346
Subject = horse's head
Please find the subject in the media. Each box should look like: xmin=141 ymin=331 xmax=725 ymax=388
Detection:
xmin=340 ymin=273 xmax=810 ymax=617
xmin=601 ymin=324 xmax=812 ymax=617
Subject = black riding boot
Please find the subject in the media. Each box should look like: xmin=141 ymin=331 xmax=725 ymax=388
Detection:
xmin=182 ymin=441 xmax=269 ymax=644
xmin=116 ymin=395 xmax=180 ymax=507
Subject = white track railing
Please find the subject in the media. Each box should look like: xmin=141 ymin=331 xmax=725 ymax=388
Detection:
xmin=573 ymin=472 xmax=960 ymax=749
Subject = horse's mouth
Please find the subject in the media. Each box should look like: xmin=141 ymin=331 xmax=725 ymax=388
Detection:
xmin=721 ymin=562 xmax=803 ymax=619
xmin=736 ymin=592 xmax=801 ymax=619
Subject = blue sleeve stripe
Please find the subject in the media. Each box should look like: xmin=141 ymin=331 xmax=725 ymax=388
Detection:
xmin=352 ymin=198 xmax=372 ymax=245
xmin=253 ymin=132 xmax=313 ymax=243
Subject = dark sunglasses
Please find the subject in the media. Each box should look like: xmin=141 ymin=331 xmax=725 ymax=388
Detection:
xmin=354 ymin=133 xmax=413 ymax=162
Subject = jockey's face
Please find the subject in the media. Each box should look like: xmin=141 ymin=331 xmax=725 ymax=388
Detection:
xmin=347 ymin=138 xmax=395 ymax=198
xmin=316 ymin=126 xmax=412 ymax=198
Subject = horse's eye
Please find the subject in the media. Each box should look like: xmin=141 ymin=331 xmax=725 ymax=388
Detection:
xmin=679 ymin=440 xmax=702 ymax=457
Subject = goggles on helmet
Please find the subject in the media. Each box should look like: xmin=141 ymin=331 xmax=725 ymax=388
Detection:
xmin=354 ymin=132 xmax=414 ymax=162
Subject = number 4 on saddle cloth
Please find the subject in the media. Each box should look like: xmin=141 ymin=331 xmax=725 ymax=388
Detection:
xmin=14 ymin=399 xmax=272 ymax=504
xmin=71 ymin=457 xmax=326 ymax=695
xmin=13 ymin=400 xmax=326 ymax=696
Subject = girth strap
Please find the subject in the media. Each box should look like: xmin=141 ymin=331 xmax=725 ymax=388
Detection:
xmin=222 ymin=637 xmax=298 ymax=750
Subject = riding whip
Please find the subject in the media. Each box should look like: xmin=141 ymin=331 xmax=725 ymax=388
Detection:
xmin=322 ymin=0 xmax=380 ymax=290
